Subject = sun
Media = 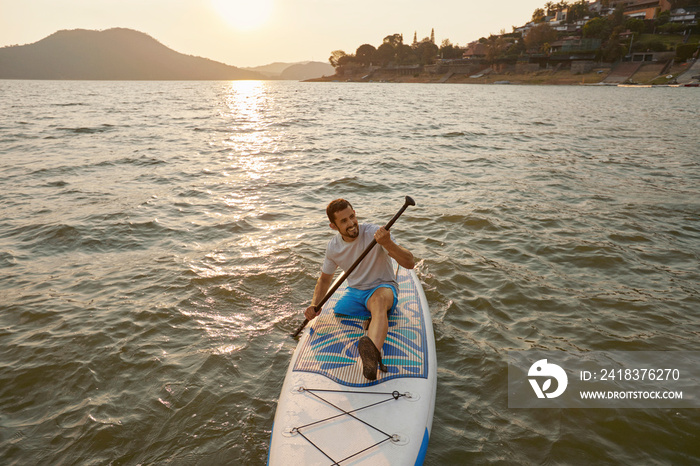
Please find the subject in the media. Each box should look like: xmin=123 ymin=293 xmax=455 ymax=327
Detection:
xmin=211 ymin=0 xmax=274 ymax=31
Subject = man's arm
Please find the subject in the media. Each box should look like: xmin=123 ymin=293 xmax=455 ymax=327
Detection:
xmin=304 ymin=272 xmax=334 ymax=320
xmin=374 ymin=227 xmax=415 ymax=269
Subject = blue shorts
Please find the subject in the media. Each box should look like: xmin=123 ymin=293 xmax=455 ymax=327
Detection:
xmin=334 ymin=284 xmax=398 ymax=318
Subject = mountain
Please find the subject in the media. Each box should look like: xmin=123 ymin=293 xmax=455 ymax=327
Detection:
xmin=244 ymin=62 xmax=299 ymax=78
xmin=0 ymin=28 xmax=264 ymax=80
xmin=243 ymin=61 xmax=335 ymax=80
xmin=280 ymin=62 xmax=335 ymax=80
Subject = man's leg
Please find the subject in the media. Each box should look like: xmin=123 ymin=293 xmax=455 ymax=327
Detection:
xmin=365 ymin=286 xmax=394 ymax=351
xmin=357 ymin=286 xmax=396 ymax=380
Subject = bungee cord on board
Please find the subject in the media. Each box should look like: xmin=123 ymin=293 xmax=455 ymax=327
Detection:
xmin=288 ymin=387 xmax=408 ymax=465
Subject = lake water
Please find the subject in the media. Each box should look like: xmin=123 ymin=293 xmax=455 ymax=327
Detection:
xmin=1 ymin=80 xmax=699 ymax=464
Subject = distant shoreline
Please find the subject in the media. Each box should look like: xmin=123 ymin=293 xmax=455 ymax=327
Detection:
xmin=307 ymin=61 xmax=695 ymax=86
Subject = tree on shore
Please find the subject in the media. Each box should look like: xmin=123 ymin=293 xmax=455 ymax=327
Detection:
xmin=329 ymin=30 xmax=444 ymax=70
xmin=532 ymin=8 xmax=546 ymax=23
xmin=610 ymin=4 xmax=626 ymax=28
xmin=375 ymin=42 xmax=395 ymax=66
xmin=355 ymin=44 xmax=377 ymax=66
xmin=329 ymin=50 xmax=348 ymax=67
xmin=583 ymin=16 xmax=612 ymax=40
xmin=669 ymin=0 xmax=700 ymax=7
xmin=396 ymin=42 xmax=416 ymax=64
xmin=383 ymin=33 xmax=403 ymax=48
xmin=440 ymin=39 xmax=463 ymax=59
xmin=624 ymin=17 xmax=645 ymax=34
xmin=602 ymin=26 xmax=627 ymax=62
xmin=566 ymin=0 xmax=589 ymax=23
xmin=484 ymin=34 xmax=508 ymax=63
xmin=415 ymin=38 xmax=439 ymax=64
xmin=524 ymin=23 xmax=558 ymax=52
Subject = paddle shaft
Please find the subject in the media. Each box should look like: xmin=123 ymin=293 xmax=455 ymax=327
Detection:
xmin=291 ymin=196 xmax=415 ymax=338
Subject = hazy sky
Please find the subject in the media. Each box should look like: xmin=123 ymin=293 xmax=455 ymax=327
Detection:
xmin=0 ymin=0 xmax=547 ymax=68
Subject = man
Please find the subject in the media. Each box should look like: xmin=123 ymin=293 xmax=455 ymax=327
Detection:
xmin=304 ymin=199 xmax=415 ymax=380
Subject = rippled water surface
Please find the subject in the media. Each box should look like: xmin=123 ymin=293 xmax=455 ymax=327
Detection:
xmin=1 ymin=80 xmax=699 ymax=464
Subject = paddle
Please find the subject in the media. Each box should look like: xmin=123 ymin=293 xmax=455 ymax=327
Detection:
xmin=291 ymin=196 xmax=416 ymax=338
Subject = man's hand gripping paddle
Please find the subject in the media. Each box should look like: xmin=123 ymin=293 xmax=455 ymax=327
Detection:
xmin=291 ymin=196 xmax=416 ymax=338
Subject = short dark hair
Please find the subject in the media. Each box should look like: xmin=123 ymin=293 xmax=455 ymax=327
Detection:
xmin=326 ymin=199 xmax=353 ymax=224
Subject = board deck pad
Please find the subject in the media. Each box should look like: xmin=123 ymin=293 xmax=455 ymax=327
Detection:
xmin=293 ymin=267 xmax=429 ymax=387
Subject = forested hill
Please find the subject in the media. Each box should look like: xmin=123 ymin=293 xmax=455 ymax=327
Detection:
xmin=0 ymin=28 xmax=264 ymax=80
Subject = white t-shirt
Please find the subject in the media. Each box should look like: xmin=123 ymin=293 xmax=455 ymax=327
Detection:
xmin=321 ymin=223 xmax=397 ymax=290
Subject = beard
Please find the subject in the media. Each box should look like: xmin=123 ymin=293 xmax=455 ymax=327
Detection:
xmin=343 ymin=223 xmax=359 ymax=239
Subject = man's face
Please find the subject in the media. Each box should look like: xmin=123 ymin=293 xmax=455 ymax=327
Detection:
xmin=330 ymin=206 xmax=359 ymax=241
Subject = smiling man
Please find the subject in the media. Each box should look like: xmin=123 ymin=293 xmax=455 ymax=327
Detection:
xmin=304 ymin=198 xmax=415 ymax=380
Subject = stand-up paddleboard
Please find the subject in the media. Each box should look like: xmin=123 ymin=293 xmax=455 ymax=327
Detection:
xmin=269 ymin=262 xmax=437 ymax=465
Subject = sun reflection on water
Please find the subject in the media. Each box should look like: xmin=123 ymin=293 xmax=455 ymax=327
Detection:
xmin=184 ymin=81 xmax=308 ymax=353
xmin=221 ymin=81 xmax=277 ymax=157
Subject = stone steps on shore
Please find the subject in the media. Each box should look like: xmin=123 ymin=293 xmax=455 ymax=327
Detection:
xmin=603 ymin=62 xmax=643 ymax=83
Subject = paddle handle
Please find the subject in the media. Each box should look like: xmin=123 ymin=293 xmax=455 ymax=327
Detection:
xmin=291 ymin=196 xmax=415 ymax=338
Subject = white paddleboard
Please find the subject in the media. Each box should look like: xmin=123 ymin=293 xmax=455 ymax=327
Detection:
xmin=269 ymin=263 xmax=437 ymax=465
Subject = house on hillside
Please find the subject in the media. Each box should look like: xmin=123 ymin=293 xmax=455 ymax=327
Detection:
xmin=624 ymin=0 xmax=672 ymax=19
xmin=462 ymin=42 xmax=487 ymax=60
xmin=589 ymin=0 xmax=671 ymax=18
xmin=514 ymin=22 xmax=536 ymax=37
xmin=550 ymin=37 xmax=602 ymax=54
xmin=670 ymin=6 xmax=700 ymax=25
xmin=627 ymin=51 xmax=675 ymax=62
xmin=605 ymin=0 xmax=635 ymax=10
xmin=588 ymin=1 xmax=606 ymax=15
